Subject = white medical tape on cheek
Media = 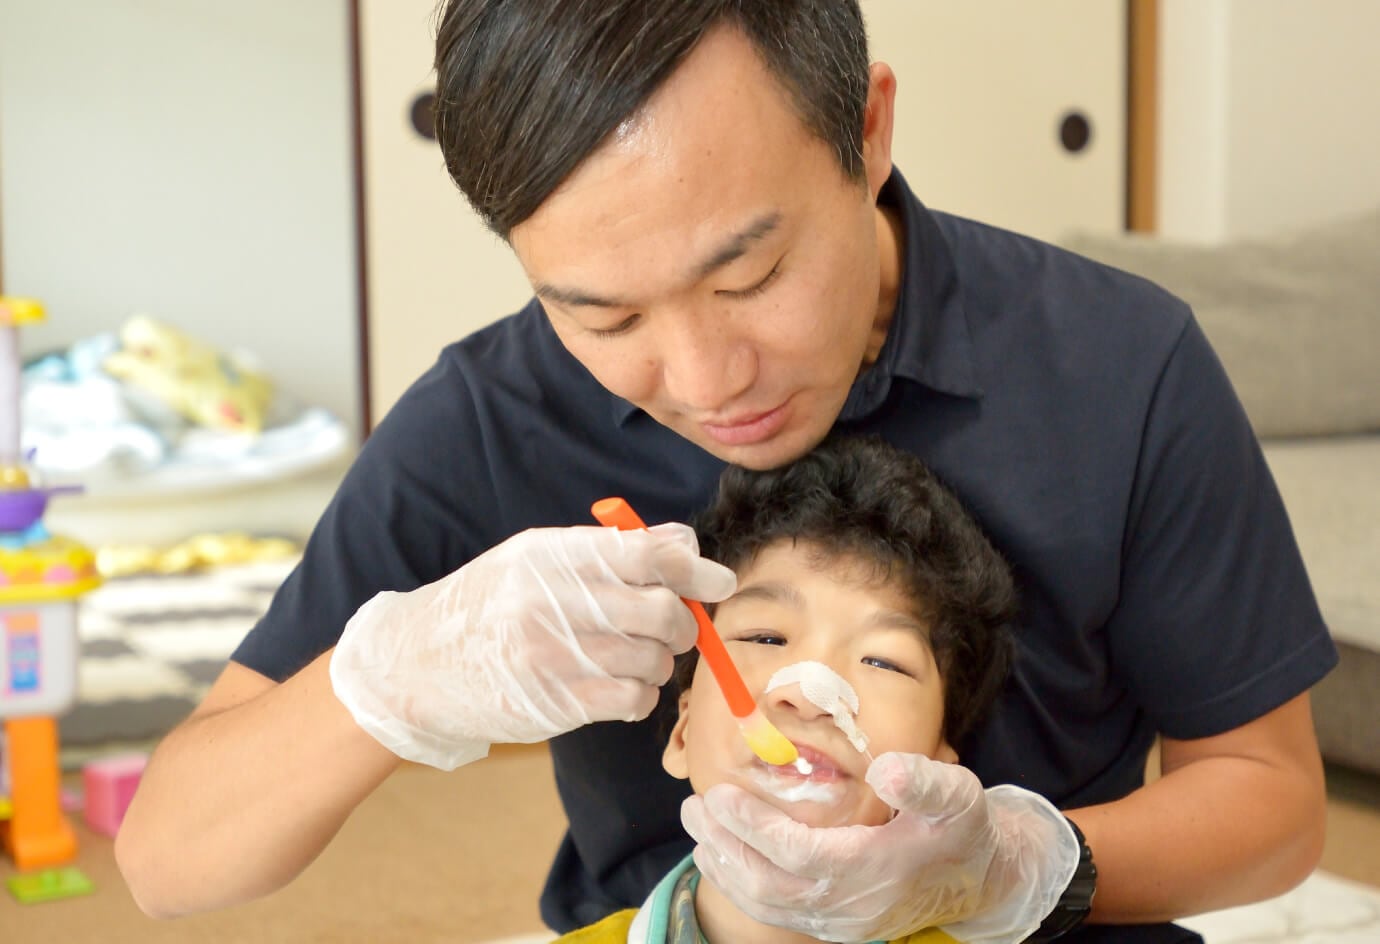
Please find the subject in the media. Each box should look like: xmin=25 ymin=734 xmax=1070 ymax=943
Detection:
xmin=765 ymin=661 xmax=870 ymax=754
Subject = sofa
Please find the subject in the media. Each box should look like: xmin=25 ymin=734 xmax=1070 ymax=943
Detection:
xmin=1061 ymin=210 xmax=1380 ymax=778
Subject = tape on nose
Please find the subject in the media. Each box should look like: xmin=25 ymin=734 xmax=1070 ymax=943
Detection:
xmin=765 ymin=661 xmax=869 ymax=753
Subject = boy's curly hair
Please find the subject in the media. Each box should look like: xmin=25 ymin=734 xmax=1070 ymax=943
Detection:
xmin=685 ymin=435 xmax=1016 ymax=747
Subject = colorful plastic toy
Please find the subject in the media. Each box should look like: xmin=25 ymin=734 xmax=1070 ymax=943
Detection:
xmin=81 ymin=752 xmax=147 ymax=838
xmin=0 ymin=296 xmax=101 ymax=871
xmin=6 ymin=865 xmax=95 ymax=904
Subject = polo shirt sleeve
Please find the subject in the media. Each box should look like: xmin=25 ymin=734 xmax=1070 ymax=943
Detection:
xmin=231 ymin=349 xmax=498 ymax=682
xmin=1108 ymin=314 xmax=1337 ymax=739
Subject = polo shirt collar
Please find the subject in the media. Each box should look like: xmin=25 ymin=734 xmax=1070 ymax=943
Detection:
xmin=611 ymin=166 xmax=983 ymax=426
xmin=871 ymin=167 xmax=983 ymax=398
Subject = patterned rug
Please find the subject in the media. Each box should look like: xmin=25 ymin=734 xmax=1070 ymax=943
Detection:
xmin=58 ymin=557 xmax=299 ymax=766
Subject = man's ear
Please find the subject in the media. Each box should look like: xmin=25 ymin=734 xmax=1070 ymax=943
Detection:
xmin=661 ymin=692 xmax=693 ymax=780
xmin=860 ymin=61 xmax=898 ymax=203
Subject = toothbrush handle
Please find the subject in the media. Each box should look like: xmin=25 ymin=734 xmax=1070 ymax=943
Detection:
xmin=590 ymin=497 xmax=755 ymax=717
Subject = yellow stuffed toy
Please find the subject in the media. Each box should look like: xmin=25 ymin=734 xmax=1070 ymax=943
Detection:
xmin=102 ymin=315 xmax=273 ymax=433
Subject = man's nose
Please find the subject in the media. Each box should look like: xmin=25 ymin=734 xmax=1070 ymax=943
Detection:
xmin=660 ymin=312 xmax=755 ymax=412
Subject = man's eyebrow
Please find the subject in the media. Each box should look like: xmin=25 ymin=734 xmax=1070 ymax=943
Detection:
xmin=530 ymin=280 xmax=624 ymax=309
xmin=531 ymin=210 xmax=783 ymax=310
xmin=691 ymin=210 xmax=782 ymax=281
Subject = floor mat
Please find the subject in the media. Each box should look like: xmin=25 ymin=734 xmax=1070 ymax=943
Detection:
xmin=57 ymin=557 xmax=298 ymax=763
xmin=1179 ymin=869 xmax=1380 ymax=942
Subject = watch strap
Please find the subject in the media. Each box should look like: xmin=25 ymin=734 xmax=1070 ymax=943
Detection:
xmin=1025 ymin=815 xmax=1096 ymax=942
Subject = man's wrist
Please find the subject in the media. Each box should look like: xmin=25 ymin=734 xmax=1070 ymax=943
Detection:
xmin=1025 ymin=816 xmax=1096 ymax=942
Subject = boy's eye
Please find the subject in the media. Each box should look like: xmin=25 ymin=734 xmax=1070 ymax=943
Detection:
xmin=735 ymin=632 xmax=786 ymax=646
xmin=862 ymin=656 xmax=913 ymax=677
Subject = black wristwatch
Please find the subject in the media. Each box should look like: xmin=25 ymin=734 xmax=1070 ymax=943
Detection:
xmin=1024 ymin=816 xmax=1096 ymax=942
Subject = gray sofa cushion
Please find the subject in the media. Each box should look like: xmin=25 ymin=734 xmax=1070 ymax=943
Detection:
xmin=1311 ymin=641 xmax=1380 ymax=776
xmin=1263 ymin=438 xmax=1380 ymax=652
xmin=1063 ymin=211 xmax=1380 ymax=439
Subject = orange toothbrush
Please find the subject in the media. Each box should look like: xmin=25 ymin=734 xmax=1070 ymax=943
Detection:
xmin=591 ymin=497 xmax=798 ymax=767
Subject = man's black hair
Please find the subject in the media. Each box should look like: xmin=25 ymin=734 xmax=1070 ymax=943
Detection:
xmin=433 ymin=0 xmax=869 ymax=238
xmin=684 ymin=435 xmax=1016 ymax=748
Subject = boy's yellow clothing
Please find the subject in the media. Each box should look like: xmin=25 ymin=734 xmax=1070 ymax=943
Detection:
xmin=550 ymin=910 xmax=634 ymax=943
xmin=555 ymin=911 xmax=958 ymax=943
xmin=552 ymin=855 xmax=959 ymax=944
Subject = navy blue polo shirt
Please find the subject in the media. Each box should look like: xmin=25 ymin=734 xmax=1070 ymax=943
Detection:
xmin=232 ymin=169 xmax=1334 ymax=943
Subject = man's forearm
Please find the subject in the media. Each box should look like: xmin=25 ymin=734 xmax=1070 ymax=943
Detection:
xmin=1068 ymin=695 xmax=1326 ymax=924
xmin=116 ymin=649 xmax=401 ymax=918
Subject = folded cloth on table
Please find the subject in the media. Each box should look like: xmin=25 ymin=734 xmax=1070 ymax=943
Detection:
xmin=22 ymin=323 xmax=349 ymax=491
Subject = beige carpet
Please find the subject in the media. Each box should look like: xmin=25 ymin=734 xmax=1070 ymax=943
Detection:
xmin=3 ymin=745 xmax=564 ymax=943
xmin=4 ymin=746 xmax=1379 ymax=943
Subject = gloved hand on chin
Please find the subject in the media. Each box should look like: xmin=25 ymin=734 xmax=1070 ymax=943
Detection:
xmin=682 ymin=751 xmax=1082 ymax=944
xmin=330 ymin=523 xmax=736 ymax=771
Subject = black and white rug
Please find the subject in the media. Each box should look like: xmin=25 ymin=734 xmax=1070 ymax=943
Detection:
xmin=59 ymin=558 xmax=298 ymax=764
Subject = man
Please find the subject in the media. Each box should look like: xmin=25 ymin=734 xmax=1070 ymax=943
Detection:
xmin=117 ymin=3 xmax=1336 ymax=942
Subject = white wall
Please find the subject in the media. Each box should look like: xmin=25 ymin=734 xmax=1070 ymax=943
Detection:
xmin=0 ymin=0 xmax=360 ymax=432
xmin=1159 ymin=0 xmax=1380 ymax=242
xmin=866 ymin=0 xmax=1126 ymax=242
xmin=358 ymin=0 xmax=531 ymax=426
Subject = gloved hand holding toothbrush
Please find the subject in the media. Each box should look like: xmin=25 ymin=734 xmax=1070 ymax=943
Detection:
xmin=329 ymin=523 xmax=737 ymax=771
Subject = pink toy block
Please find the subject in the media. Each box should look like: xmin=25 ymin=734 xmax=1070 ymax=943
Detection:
xmin=81 ymin=753 xmax=147 ymax=838
xmin=60 ymin=787 xmax=83 ymax=813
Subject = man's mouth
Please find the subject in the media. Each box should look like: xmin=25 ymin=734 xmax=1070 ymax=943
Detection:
xmin=700 ymin=400 xmax=789 ymax=446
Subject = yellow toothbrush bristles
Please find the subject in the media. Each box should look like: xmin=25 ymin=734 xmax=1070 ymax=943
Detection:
xmin=739 ymin=708 xmax=798 ymax=766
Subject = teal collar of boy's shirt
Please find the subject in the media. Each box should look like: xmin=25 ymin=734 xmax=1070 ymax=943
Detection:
xmin=626 ymin=854 xmax=892 ymax=944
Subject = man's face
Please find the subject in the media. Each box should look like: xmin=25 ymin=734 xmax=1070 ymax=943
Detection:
xmin=662 ymin=540 xmax=954 ymax=829
xmin=509 ymin=26 xmax=899 ymax=470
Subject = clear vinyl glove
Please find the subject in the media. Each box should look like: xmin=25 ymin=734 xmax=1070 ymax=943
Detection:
xmin=682 ymin=751 xmax=1081 ymax=944
xmin=329 ymin=523 xmax=736 ymax=771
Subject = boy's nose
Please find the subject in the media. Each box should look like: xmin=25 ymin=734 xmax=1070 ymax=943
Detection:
xmin=762 ymin=680 xmax=833 ymax=722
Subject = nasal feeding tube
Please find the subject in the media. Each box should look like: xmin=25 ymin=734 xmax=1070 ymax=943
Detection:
xmin=766 ymin=661 xmax=874 ymax=774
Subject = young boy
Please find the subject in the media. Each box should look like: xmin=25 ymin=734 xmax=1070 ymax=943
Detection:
xmin=560 ymin=435 xmax=1017 ymax=944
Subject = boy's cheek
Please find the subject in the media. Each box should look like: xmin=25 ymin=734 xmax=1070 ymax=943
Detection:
xmin=685 ymin=688 xmax=745 ymax=765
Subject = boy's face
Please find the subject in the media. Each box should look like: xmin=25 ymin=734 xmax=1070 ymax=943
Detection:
xmin=663 ymin=539 xmax=955 ymax=828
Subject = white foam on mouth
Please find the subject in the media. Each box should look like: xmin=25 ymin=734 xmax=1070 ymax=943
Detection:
xmin=749 ymin=769 xmax=846 ymax=805
xmin=765 ymin=661 xmax=871 ymax=755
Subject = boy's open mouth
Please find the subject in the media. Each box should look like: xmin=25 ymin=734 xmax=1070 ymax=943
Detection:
xmin=749 ymin=743 xmax=851 ymax=810
xmin=766 ymin=743 xmax=845 ymax=781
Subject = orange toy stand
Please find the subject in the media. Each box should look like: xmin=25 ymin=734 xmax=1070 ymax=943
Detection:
xmin=1 ymin=716 xmax=77 ymax=870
